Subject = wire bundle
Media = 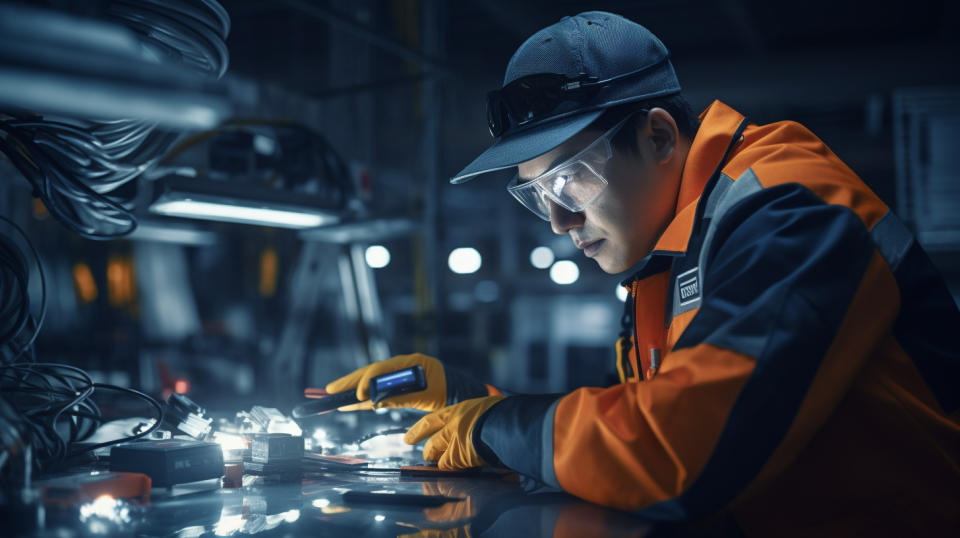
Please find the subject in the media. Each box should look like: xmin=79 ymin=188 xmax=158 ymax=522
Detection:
xmin=0 ymin=363 xmax=164 ymax=470
xmin=0 ymin=0 xmax=230 ymax=239
xmin=0 ymin=217 xmax=163 ymax=472
xmin=0 ymin=216 xmax=45 ymax=363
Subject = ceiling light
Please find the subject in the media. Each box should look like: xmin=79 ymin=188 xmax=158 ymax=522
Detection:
xmin=150 ymin=176 xmax=341 ymax=229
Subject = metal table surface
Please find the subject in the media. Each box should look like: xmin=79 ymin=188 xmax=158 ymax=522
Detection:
xmin=38 ymin=467 xmax=672 ymax=537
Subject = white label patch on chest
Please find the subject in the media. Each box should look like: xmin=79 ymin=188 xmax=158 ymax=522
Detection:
xmin=677 ymin=267 xmax=701 ymax=306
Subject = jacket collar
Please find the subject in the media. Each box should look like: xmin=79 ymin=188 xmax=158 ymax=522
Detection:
xmin=620 ymin=100 xmax=747 ymax=283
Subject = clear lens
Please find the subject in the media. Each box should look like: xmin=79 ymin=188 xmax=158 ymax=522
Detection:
xmin=508 ymin=177 xmax=552 ymax=220
xmin=506 ymin=112 xmax=636 ymax=220
xmin=540 ymin=161 xmax=607 ymax=208
xmin=507 ymin=162 xmax=608 ymax=221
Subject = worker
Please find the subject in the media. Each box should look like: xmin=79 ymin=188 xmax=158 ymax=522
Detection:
xmin=326 ymin=11 xmax=960 ymax=536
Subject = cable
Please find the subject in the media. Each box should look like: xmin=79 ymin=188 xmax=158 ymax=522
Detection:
xmin=0 ymin=216 xmax=45 ymax=362
xmin=0 ymin=363 xmax=166 ymax=470
xmin=0 ymin=222 xmax=163 ymax=471
xmin=0 ymin=0 xmax=231 ymax=239
xmin=66 ymin=384 xmax=165 ymax=457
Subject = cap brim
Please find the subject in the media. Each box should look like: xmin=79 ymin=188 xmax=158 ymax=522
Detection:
xmin=450 ymin=109 xmax=604 ymax=184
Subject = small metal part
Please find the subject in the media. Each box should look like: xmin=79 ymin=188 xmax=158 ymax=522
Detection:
xmin=250 ymin=434 xmax=303 ymax=464
xmin=245 ymin=406 xmax=302 ymax=436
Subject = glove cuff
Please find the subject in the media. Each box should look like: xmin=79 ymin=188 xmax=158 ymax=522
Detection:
xmin=476 ymin=394 xmax=564 ymax=480
xmin=471 ymin=399 xmax=504 ymax=466
xmin=444 ymin=367 xmax=490 ymax=406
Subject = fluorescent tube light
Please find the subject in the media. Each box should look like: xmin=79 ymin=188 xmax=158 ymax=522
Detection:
xmin=151 ymin=199 xmax=335 ymax=229
xmin=149 ymin=175 xmax=342 ymax=229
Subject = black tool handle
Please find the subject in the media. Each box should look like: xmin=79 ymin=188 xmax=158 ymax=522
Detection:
xmin=292 ymin=391 xmax=360 ymax=418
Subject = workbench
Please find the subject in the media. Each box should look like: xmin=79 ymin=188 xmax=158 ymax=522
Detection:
xmin=37 ymin=466 xmax=668 ymax=537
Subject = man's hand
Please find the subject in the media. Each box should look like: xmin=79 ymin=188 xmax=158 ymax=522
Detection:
xmin=404 ymin=396 xmax=506 ymax=470
xmin=325 ymin=353 xmax=448 ymax=412
xmin=325 ymin=354 xmax=497 ymax=413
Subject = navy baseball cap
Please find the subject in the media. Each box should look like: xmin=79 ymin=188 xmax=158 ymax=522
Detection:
xmin=451 ymin=11 xmax=681 ymax=184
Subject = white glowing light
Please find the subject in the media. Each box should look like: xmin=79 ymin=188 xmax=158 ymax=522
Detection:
xmin=177 ymin=526 xmax=206 ymax=538
xmin=266 ymin=419 xmax=302 ymax=437
xmin=550 ymin=260 xmax=580 ymax=285
xmin=312 ymin=429 xmax=328 ymax=442
xmin=530 ymin=246 xmax=555 ymax=269
xmin=364 ymin=245 xmax=391 ymax=269
xmin=151 ymin=200 xmax=335 ymax=229
xmin=448 ymin=247 xmax=482 ymax=274
xmin=312 ymin=498 xmax=331 ymax=508
xmin=282 ymin=509 xmax=300 ymax=523
xmin=79 ymin=495 xmax=130 ymax=523
xmin=214 ymin=511 xmax=245 ymax=536
xmin=213 ymin=432 xmax=247 ymax=457
xmin=374 ymin=514 xmax=386 ymax=522
xmin=616 ymin=285 xmax=629 ymax=302
xmin=359 ymin=433 xmax=413 ymax=457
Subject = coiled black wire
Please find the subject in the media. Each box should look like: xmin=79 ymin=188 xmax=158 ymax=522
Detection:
xmin=0 ymin=217 xmax=164 ymax=471
xmin=0 ymin=215 xmax=45 ymax=363
xmin=0 ymin=0 xmax=230 ymax=239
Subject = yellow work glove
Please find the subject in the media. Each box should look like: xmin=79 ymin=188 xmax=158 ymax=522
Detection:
xmin=403 ymin=396 xmax=506 ymax=470
xmin=325 ymin=353 xmax=445 ymax=411
xmin=325 ymin=353 xmax=495 ymax=412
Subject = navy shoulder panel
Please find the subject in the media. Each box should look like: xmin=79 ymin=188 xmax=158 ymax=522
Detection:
xmin=647 ymin=182 xmax=877 ymax=520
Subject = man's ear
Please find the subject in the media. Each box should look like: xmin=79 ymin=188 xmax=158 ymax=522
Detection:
xmin=643 ymin=107 xmax=679 ymax=164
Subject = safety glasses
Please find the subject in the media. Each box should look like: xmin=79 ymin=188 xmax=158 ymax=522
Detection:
xmin=506 ymin=112 xmax=643 ymax=221
xmin=485 ymin=54 xmax=670 ymax=138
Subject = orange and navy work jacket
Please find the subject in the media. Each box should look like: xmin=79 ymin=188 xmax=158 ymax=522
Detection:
xmin=476 ymin=101 xmax=960 ymax=535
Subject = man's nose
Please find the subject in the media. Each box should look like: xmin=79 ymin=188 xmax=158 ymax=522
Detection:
xmin=549 ymin=201 xmax=585 ymax=235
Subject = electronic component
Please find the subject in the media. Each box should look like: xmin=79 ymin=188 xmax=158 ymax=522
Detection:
xmin=109 ymin=440 xmax=223 ymax=487
xmin=250 ymin=434 xmax=303 ymax=464
xmin=238 ymin=406 xmax=302 ymax=436
xmin=369 ymin=366 xmax=428 ymax=404
xmin=241 ymin=460 xmax=300 ymax=475
xmin=293 ymin=366 xmax=427 ymax=417
xmin=242 ymin=433 xmax=302 ymax=477
xmin=163 ymin=393 xmax=213 ymax=440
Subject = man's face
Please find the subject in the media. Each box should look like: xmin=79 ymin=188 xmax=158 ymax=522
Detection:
xmin=516 ymin=109 xmax=685 ymax=274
